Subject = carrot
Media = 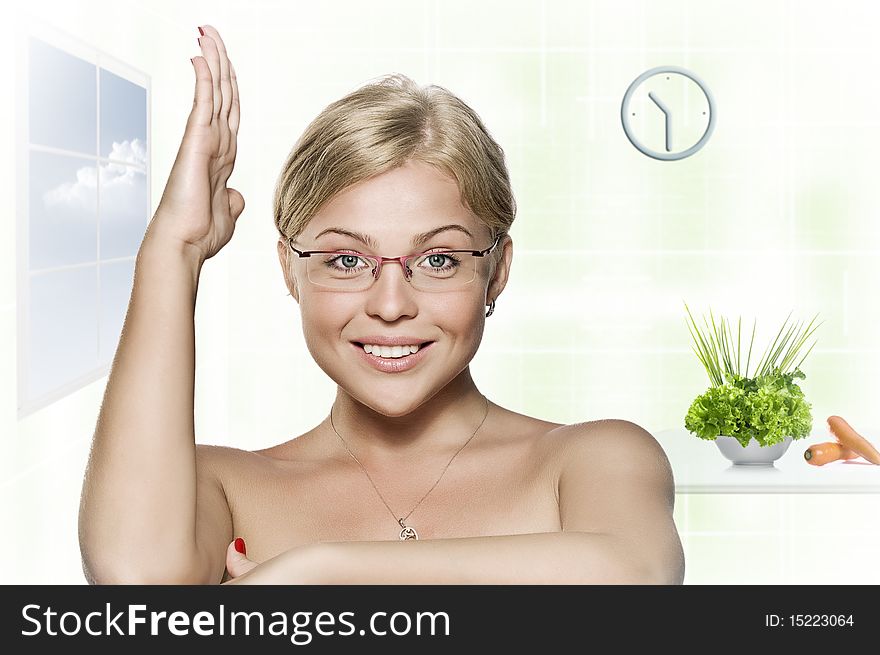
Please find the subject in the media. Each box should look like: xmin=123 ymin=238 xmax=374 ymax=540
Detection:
xmin=827 ymin=415 xmax=880 ymax=465
xmin=803 ymin=441 xmax=861 ymax=466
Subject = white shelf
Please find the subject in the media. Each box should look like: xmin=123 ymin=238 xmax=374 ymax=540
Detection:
xmin=652 ymin=428 xmax=880 ymax=493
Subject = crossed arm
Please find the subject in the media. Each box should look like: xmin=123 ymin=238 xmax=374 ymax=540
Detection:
xmin=225 ymin=420 xmax=685 ymax=585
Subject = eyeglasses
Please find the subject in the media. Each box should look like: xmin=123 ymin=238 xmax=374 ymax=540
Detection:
xmin=285 ymin=234 xmax=501 ymax=292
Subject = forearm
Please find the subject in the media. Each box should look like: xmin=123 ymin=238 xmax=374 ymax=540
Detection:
xmin=311 ymin=532 xmax=651 ymax=585
xmin=79 ymin=229 xmax=205 ymax=583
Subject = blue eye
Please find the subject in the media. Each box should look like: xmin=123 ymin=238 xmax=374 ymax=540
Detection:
xmin=420 ymin=251 xmax=461 ymax=271
xmin=323 ymin=253 xmax=370 ymax=275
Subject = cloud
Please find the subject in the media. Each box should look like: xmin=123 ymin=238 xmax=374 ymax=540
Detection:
xmin=43 ymin=138 xmax=147 ymax=212
xmin=106 ymin=138 xmax=147 ymax=167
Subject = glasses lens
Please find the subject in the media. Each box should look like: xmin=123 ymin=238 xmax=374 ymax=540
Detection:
xmin=306 ymin=252 xmax=479 ymax=291
xmin=307 ymin=253 xmax=375 ymax=290
xmin=409 ymin=252 xmax=477 ymax=291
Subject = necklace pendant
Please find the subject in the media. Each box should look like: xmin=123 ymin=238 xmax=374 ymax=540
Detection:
xmin=398 ymin=518 xmax=418 ymax=540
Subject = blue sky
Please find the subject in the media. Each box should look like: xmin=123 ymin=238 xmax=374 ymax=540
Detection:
xmin=28 ymin=37 xmax=148 ymax=269
xmin=26 ymin=37 xmax=148 ymax=400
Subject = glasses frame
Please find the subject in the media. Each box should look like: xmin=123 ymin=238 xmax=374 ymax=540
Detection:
xmin=285 ymin=234 xmax=502 ymax=291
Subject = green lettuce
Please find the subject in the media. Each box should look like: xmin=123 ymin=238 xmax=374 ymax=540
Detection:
xmin=684 ymin=367 xmax=813 ymax=447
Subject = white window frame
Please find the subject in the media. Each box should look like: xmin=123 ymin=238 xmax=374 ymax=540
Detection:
xmin=16 ymin=17 xmax=151 ymax=419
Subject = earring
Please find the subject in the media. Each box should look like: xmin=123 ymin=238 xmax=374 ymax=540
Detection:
xmin=485 ymin=299 xmax=495 ymax=317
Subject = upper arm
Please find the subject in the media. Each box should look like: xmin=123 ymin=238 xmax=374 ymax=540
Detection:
xmin=555 ymin=420 xmax=684 ymax=584
xmin=193 ymin=445 xmax=234 ymax=584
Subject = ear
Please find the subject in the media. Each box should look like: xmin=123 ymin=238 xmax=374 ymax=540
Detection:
xmin=486 ymin=234 xmax=513 ymax=306
xmin=277 ymin=238 xmax=300 ymax=303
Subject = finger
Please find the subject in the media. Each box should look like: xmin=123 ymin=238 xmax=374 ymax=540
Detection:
xmin=197 ymin=34 xmax=222 ymax=120
xmin=228 ymin=61 xmax=240 ymax=135
xmin=200 ymin=25 xmax=232 ymax=121
xmin=227 ymin=188 xmax=245 ymax=220
xmin=225 ymin=539 xmax=258 ymax=579
xmin=189 ymin=56 xmax=213 ymax=127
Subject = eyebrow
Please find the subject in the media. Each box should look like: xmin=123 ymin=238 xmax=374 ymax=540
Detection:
xmin=314 ymin=224 xmax=474 ymax=249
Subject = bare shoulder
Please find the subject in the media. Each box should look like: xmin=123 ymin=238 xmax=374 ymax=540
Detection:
xmin=544 ymin=417 xmax=666 ymax=452
xmin=194 ymin=442 xmax=286 ymax=481
xmin=542 ymin=419 xmax=683 ymax=584
xmin=542 ymin=419 xmax=674 ymax=501
xmin=195 ymin=443 xmax=234 ymax=466
xmin=195 ymin=443 xmax=253 ymax=471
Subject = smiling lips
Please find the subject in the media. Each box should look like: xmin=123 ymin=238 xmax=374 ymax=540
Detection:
xmin=360 ymin=343 xmax=423 ymax=358
xmin=352 ymin=336 xmax=434 ymax=357
xmin=351 ymin=340 xmax=435 ymax=373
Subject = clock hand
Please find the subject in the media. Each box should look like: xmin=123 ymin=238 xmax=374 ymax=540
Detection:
xmin=648 ymin=91 xmax=672 ymax=152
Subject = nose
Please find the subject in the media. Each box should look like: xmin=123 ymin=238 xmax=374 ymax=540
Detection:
xmin=364 ymin=258 xmax=419 ymax=319
xmin=366 ymin=261 xmax=418 ymax=322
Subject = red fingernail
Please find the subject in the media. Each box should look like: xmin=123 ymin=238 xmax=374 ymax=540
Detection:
xmin=198 ymin=26 xmax=205 ymax=36
xmin=197 ymin=37 xmax=201 ymax=47
xmin=234 ymin=537 xmax=246 ymax=555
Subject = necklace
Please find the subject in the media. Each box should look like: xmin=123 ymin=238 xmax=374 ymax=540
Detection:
xmin=328 ymin=394 xmax=491 ymax=540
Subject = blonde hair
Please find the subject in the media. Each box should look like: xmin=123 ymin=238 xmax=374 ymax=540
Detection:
xmin=273 ymin=73 xmax=515 ymax=262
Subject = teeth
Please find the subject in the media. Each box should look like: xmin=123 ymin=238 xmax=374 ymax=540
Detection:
xmin=362 ymin=343 xmax=421 ymax=358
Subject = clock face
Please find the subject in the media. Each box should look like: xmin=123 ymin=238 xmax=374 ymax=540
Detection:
xmin=621 ymin=65 xmax=716 ymax=160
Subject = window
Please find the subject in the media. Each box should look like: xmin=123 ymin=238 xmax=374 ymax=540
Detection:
xmin=17 ymin=23 xmax=150 ymax=418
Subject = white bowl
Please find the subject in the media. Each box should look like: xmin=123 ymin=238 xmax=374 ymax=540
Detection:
xmin=714 ymin=434 xmax=793 ymax=466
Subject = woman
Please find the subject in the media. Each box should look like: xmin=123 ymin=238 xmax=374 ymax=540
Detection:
xmin=78 ymin=25 xmax=684 ymax=585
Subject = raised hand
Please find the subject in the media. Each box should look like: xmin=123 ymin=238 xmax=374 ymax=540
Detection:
xmin=146 ymin=25 xmax=244 ymax=262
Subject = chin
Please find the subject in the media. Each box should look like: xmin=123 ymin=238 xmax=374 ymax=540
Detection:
xmin=314 ymin=341 xmax=467 ymax=415
xmin=331 ymin=371 xmax=453 ymax=417
xmin=351 ymin=385 xmax=441 ymax=418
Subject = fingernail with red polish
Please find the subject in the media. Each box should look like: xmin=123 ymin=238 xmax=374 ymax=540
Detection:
xmin=198 ymin=26 xmax=205 ymax=36
xmin=234 ymin=537 xmax=246 ymax=555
